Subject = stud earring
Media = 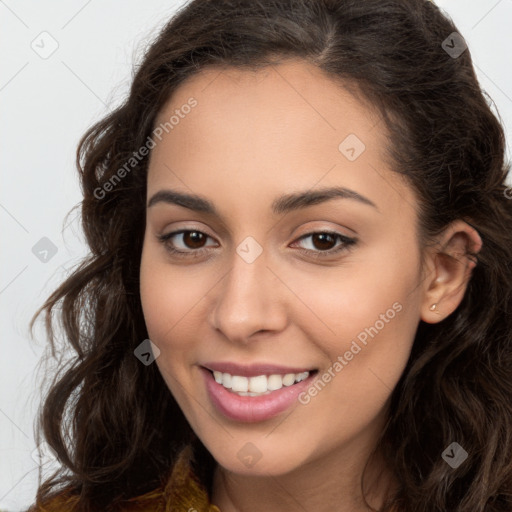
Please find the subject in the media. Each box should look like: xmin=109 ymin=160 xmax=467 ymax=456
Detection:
xmin=429 ymin=303 xmax=438 ymax=311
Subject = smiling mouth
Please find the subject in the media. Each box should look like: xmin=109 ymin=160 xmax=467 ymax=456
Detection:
xmin=204 ymin=368 xmax=318 ymax=397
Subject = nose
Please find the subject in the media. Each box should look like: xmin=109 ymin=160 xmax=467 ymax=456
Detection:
xmin=208 ymin=246 xmax=288 ymax=344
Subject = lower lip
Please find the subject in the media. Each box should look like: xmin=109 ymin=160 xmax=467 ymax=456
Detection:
xmin=201 ymin=367 xmax=316 ymax=423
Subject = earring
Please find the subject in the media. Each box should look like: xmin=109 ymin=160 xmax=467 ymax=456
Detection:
xmin=429 ymin=303 xmax=438 ymax=311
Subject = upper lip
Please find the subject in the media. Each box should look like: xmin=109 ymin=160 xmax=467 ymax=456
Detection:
xmin=202 ymin=362 xmax=316 ymax=377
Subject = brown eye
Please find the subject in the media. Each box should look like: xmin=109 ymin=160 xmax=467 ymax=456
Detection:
xmin=292 ymin=231 xmax=357 ymax=259
xmin=182 ymin=231 xmax=207 ymax=249
xmin=157 ymin=229 xmax=218 ymax=257
xmin=310 ymin=233 xmax=337 ymax=251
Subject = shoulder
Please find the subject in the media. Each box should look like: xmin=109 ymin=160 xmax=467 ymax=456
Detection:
xmin=27 ymin=490 xmax=79 ymax=511
xmin=26 ymin=444 xmax=219 ymax=511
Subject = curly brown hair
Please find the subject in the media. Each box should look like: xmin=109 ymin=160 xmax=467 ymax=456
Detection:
xmin=29 ymin=0 xmax=512 ymax=510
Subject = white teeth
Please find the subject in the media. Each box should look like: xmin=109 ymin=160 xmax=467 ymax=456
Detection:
xmin=212 ymin=370 xmax=311 ymax=395
xmin=282 ymin=373 xmax=295 ymax=386
xmin=222 ymin=372 xmax=232 ymax=389
xmin=248 ymin=375 xmax=267 ymax=393
xmin=296 ymin=372 xmax=309 ymax=382
xmin=231 ymin=375 xmax=249 ymax=392
xmin=267 ymin=374 xmax=283 ymax=391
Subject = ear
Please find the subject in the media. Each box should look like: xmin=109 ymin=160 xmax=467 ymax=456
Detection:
xmin=420 ymin=220 xmax=482 ymax=324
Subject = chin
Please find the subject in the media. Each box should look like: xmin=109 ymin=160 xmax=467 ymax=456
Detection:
xmin=205 ymin=437 xmax=315 ymax=477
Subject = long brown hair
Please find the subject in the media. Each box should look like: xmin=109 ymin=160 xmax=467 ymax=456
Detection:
xmin=29 ymin=0 xmax=512 ymax=510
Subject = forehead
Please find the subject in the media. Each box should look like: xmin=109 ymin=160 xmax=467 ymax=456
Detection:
xmin=155 ymin=59 xmax=382 ymax=144
xmin=147 ymin=59 xmax=414 ymax=219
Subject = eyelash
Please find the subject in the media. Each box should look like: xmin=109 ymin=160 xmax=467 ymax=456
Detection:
xmin=156 ymin=229 xmax=357 ymax=260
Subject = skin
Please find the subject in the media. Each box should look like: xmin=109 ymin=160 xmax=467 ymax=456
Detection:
xmin=139 ymin=59 xmax=481 ymax=512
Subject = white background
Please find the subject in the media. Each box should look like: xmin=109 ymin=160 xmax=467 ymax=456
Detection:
xmin=1 ymin=1 xmax=511 ymax=510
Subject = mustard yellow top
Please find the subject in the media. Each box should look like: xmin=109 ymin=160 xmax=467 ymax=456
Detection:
xmin=31 ymin=444 xmax=221 ymax=512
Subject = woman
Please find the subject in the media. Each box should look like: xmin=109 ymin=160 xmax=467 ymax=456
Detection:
xmin=29 ymin=0 xmax=512 ymax=510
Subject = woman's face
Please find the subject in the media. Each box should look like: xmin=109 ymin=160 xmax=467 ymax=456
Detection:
xmin=140 ymin=60 xmax=425 ymax=477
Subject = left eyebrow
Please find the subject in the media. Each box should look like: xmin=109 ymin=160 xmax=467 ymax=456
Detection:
xmin=272 ymin=186 xmax=378 ymax=214
xmin=147 ymin=186 xmax=378 ymax=214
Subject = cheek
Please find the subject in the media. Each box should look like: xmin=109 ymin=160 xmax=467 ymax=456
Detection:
xmin=288 ymin=269 xmax=420 ymax=447
xmin=139 ymin=246 xmax=201 ymax=405
xmin=287 ymin=240 xmax=421 ymax=352
xmin=140 ymin=244 xmax=208 ymax=346
xmin=285 ymin=241 xmax=422 ymax=427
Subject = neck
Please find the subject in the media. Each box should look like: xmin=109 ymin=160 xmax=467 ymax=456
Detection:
xmin=211 ymin=434 xmax=397 ymax=512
